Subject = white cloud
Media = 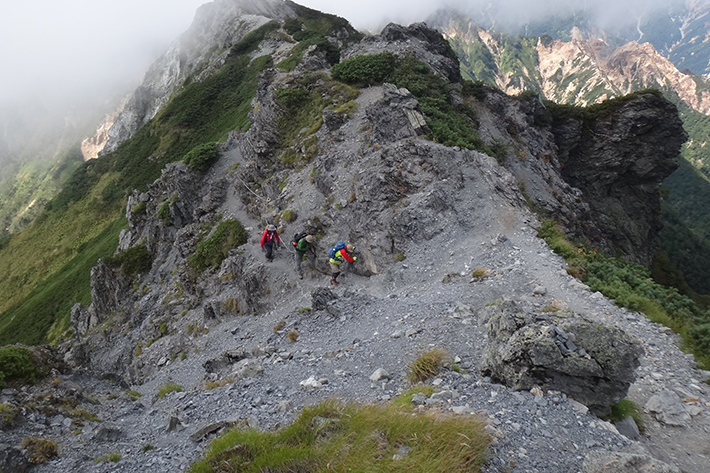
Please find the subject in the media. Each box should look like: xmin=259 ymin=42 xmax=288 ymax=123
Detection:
xmin=0 ymin=0 xmax=697 ymax=120
xmin=0 ymin=0 xmax=206 ymax=109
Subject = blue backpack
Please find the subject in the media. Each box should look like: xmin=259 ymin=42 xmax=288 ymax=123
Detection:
xmin=329 ymin=241 xmax=346 ymax=259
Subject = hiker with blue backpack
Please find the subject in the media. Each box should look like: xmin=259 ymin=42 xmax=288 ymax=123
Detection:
xmin=293 ymin=233 xmax=316 ymax=279
xmin=329 ymin=242 xmax=356 ymax=285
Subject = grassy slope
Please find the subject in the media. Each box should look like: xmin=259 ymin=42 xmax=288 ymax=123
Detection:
xmin=0 ymin=23 xmax=279 ymax=346
xmin=0 ymin=7 xmax=361 ymax=347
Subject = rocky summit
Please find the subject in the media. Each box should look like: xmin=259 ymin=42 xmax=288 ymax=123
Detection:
xmin=1 ymin=2 xmax=709 ymax=473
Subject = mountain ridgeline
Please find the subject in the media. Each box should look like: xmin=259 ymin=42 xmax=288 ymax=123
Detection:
xmin=0 ymin=0 xmax=698 ymax=355
xmin=3 ymin=1 xmax=710 ymax=472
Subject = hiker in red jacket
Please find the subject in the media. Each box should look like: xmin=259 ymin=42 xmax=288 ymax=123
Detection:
xmin=260 ymin=225 xmax=281 ymax=262
xmin=329 ymin=243 xmax=356 ymax=285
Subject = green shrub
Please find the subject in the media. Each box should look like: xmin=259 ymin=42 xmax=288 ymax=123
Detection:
xmin=189 ymin=219 xmax=248 ymax=274
xmin=331 ymin=52 xmax=397 ymax=85
xmin=0 ymin=402 xmax=19 ymax=427
xmin=606 ymin=399 xmax=644 ymax=432
xmin=131 ymin=201 xmax=147 ymax=215
xmin=158 ymin=383 xmax=183 ymax=398
xmin=21 ymin=437 xmax=59 ymax=464
xmin=104 ymin=244 xmax=153 ymax=278
xmin=183 ymin=142 xmax=220 ymax=172
xmin=157 ymin=202 xmax=171 ymax=221
xmin=275 ymin=88 xmax=309 ymax=108
xmin=0 ymin=346 xmax=42 ymax=388
xmin=284 ymin=17 xmax=303 ymax=35
xmin=407 ymin=348 xmax=450 ymax=384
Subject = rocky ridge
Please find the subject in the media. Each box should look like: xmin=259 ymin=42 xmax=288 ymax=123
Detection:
xmin=1 ymin=8 xmax=707 ymax=473
xmin=440 ymin=19 xmax=710 ymax=112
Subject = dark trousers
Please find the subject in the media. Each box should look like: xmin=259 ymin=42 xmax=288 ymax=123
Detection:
xmin=265 ymin=241 xmax=274 ymax=260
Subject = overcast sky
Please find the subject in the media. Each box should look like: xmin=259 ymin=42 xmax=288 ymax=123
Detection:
xmin=0 ymin=0 xmax=696 ymax=116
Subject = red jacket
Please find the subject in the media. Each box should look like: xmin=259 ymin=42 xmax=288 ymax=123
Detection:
xmin=260 ymin=230 xmax=281 ymax=247
xmin=334 ymin=247 xmax=355 ymax=263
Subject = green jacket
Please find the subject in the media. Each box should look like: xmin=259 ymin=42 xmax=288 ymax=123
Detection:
xmin=296 ymin=238 xmax=315 ymax=254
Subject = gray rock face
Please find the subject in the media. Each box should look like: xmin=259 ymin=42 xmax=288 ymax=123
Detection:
xmin=475 ymin=89 xmax=685 ymax=264
xmin=645 ymin=390 xmax=691 ymax=426
xmin=613 ymin=416 xmax=641 ymax=441
xmin=550 ymin=93 xmax=687 ymax=264
xmin=582 ymin=451 xmax=681 ymax=473
xmin=366 ymin=84 xmax=431 ymax=142
xmin=0 ymin=444 xmax=29 ymax=473
xmin=482 ymin=301 xmax=644 ymax=415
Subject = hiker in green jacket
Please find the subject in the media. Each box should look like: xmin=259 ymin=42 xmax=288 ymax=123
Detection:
xmin=295 ymin=234 xmax=316 ymax=279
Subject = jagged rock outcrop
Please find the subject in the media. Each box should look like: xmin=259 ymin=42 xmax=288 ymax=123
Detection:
xmin=550 ymin=92 xmax=687 ymax=263
xmin=473 ymin=87 xmax=685 ymax=264
xmin=366 ymin=84 xmax=431 ymax=141
xmin=344 ymin=22 xmax=462 ymax=83
xmin=482 ymin=301 xmax=644 ymax=415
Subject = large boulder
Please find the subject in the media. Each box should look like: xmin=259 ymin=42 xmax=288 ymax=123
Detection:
xmin=582 ymin=451 xmax=681 ymax=473
xmin=482 ymin=301 xmax=644 ymax=415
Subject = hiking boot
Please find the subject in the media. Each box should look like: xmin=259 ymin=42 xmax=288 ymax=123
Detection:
xmin=330 ymin=279 xmax=339 ymax=285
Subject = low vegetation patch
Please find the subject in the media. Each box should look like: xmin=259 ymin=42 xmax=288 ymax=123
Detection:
xmin=189 ymin=219 xmax=248 ymax=274
xmin=21 ymin=437 xmax=59 ymax=464
xmin=0 ymin=346 xmax=42 ymax=388
xmin=96 ymin=453 xmax=122 ymax=463
xmin=189 ymin=399 xmax=489 ymax=473
xmin=183 ymin=142 xmax=220 ymax=172
xmin=538 ymin=219 xmax=710 ymax=369
xmin=125 ymin=390 xmax=142 ymax=401
xmin=471 ymin=267 xmax=488 ymax=279
xmin=104 ymin=243 xmax=153 ymax=278
xmin=331 ymin=53 xmax=490 ymax=152
xmin=331 ymin=51 xmax=397 ymax=85
xmin=158 ymin=383 xmax=183 ymax=398
xmin=0 ymin=402 xmax=19 ymax=428
xmin=407 ymin=348 xmax=450 ymax=384
xmin=275 ymin=73 xmax=359 ymax=167
xmin=606 ymin=399 xmax=644 ymax=432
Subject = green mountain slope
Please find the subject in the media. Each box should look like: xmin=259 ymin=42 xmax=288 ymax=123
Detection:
xmin=0 ymin=7 xmax=361 ymax=346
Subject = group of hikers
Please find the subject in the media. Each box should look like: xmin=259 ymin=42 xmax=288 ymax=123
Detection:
xmin=260 ymin=225 xmax=357 ymax=285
